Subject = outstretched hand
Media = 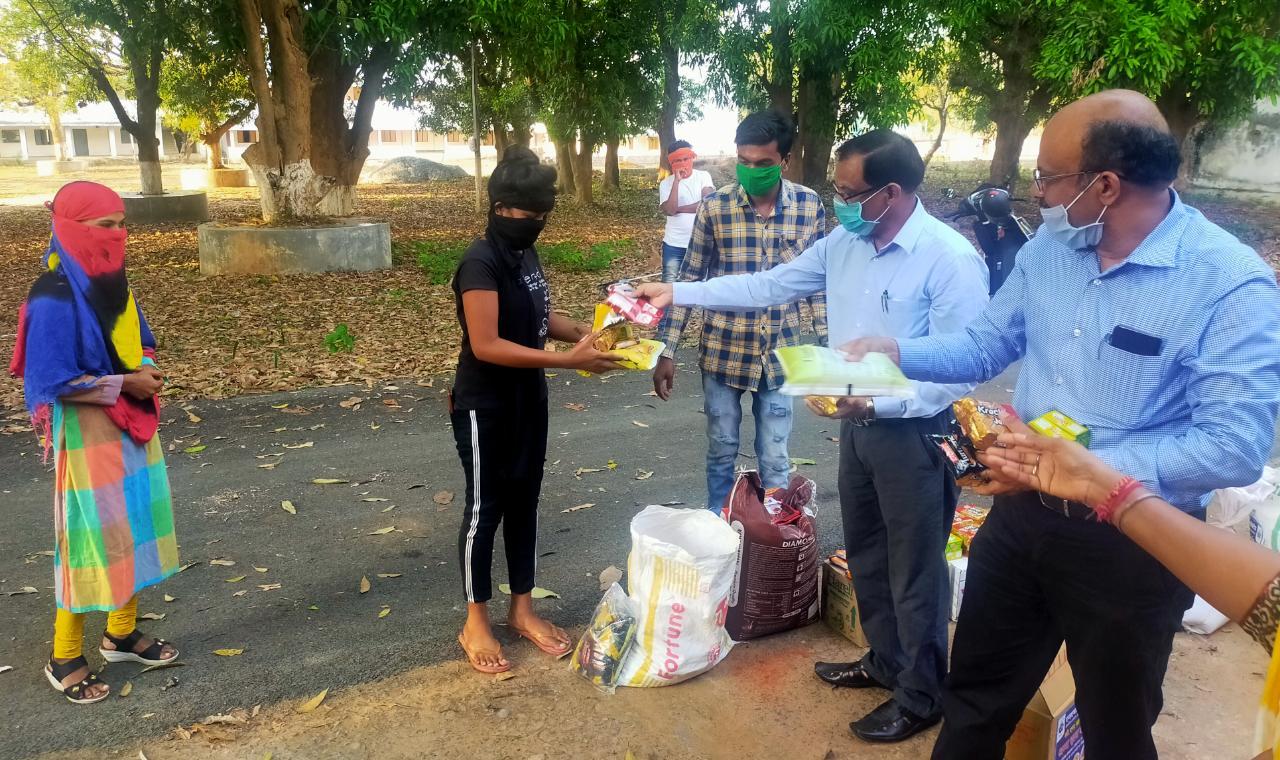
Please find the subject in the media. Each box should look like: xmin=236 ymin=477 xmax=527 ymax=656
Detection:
xmin=632 ymin=282 xmax=674 ymax=310
xmin=837 ymin=337 xmax=900 ymax=365
xmin=978 ymin=413 xmax=1126 ymax=507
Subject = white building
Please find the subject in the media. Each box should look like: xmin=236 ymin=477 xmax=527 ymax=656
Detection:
xmin=0 ymin=102 xmax=186 ymax=161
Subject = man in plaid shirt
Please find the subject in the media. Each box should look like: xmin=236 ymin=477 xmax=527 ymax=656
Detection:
xmin=654 ymin=110 xmax=827 ymax=512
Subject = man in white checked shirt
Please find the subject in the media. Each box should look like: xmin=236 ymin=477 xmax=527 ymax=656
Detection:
xmin=845 ymin=90 xmax=1280 ymax=759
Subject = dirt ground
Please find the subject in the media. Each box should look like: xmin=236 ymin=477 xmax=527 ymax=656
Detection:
xmin=37 ymin=621 xmax=1260 ymax=760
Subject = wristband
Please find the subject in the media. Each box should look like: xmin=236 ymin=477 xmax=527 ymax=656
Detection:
xmin=1113 ymin=494 xmax=1161 ymax=532
xmin=1092 ymin=476 xmax=1142 ymax=524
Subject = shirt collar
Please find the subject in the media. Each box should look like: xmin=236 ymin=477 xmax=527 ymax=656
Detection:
xmin=879 ymin=196 xmax=926 ymax=255
xmin=1121 ymin=189 xmax=1185 ymax=269
xmin=736 ymin=178 xmax=795 ymax=217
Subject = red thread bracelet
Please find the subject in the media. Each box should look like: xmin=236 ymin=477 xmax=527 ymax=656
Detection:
xmin=1092 ymin=476 xmax=1142 ymax=524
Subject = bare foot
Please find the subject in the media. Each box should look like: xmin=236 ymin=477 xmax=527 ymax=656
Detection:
xmin=459 ymin=615 xmax=508 ymax=671
xmin=50 ymin=657 xmax=110 ymax=700
xmin=101 ymin=632 xmax=178 ymax=660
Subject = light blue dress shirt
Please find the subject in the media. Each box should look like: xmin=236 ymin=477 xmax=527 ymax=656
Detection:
xmin=674 ymin=199 xmax=991 ymax=418
xmin=898 ymin=192 xmax=1280 ymax=511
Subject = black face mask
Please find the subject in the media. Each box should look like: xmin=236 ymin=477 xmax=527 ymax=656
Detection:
xmin=489 ymin=213 xmax=546 ymax=251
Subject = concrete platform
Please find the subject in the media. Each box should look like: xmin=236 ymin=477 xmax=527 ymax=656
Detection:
xmin=35 ymin=159 xmax=91 ymax=176
xmin=197 ymin=218 xmax=392 ymax=275
xmin=121 ymin=190 xmax=209 ymax=224
xmin=180 ymin=167 xmax=254 ymax=190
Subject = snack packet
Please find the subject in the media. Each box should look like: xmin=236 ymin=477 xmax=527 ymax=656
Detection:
xmin=929 ymin=433 xmax=988 ymax=487
xmin=570 ymin=582 xmax=639 ymax=694
xmin=577 ymin=304 xmax=667 ymax=374
xmin=807 ymin=395 xmax=841 ymax=416
xmin=953 ymin=398 xmax=1016 ymax=450
xmin=774 ymin=346 xmax=914 ymax=398
xmin=605 ymin=283 xmax=664 ymax=328
xmin=1029 ymin=410 xmax=1091 ymax=448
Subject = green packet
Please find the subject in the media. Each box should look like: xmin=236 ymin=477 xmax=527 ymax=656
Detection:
xmin=773 ymin=345 xmax=914 ymax=398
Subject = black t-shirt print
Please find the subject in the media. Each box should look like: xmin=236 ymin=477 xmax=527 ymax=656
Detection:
xmin=451 ymin=236 xmax=551 ymax=410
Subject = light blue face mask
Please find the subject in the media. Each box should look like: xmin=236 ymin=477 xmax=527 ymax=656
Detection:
xmin=833 ymin=187 xmax=889 ymax=237
xmin=1039 ymin=175 xmax=1107 ymax=249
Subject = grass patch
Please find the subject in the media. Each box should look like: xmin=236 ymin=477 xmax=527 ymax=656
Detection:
xmin=413 ymin=240 xmax=469 ymax=285
xmin=539 ymin=239 xmax=634 ymax=272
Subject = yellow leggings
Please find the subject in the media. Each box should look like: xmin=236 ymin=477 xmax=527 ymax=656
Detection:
xmin=52 ymin=596 xmax=138 ymax=660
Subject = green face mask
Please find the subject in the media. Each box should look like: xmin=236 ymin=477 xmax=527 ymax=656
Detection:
xmin=736 ymin=163 xmax=782 ymax=197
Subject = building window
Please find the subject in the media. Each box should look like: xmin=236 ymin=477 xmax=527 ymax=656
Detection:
xmin=648 ymin=136 xmax=660 ymax=151
xmin=380 ymin=130 xmax=399 ymax=143
xmin=415 ymin=129 xmax=432 ymax=143
xmin=34 ymin=129 xmax=53 ymax=146
xmin=1 ymin=129 xmax=18 ymax=144
xmin=237 ymin=129 xmax=258 ymax=144
xmin=120 ymin=129 xmax=134 ymax=144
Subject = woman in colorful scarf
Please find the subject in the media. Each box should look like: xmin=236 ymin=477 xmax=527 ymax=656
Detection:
xmin=10 ymin=181 xmax=180 ymax=704
xmin=981 ymin=414 xmax=1280 ymax=758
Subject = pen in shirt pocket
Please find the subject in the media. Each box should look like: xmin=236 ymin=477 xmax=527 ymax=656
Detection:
xmin=881 ymin=290 xmax=890 ymax=313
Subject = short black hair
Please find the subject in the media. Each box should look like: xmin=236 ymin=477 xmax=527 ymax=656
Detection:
xmin=834 ymin=130 xmax=925 ymax=192
xmin=488 ymin=145 xmax=556 ymax=213
xmin=667 ymin=139 xmax=692 ymax=154
xmin=1080 ymin=121 xmax=1181 ymax=188
xmin=735 ymin=110 xmax=795 ymax=158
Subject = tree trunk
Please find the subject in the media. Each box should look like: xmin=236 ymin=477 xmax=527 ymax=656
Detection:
xmin=573 ymin=140 xmax=594 ymax=204
xmin=604 ymin=138 xmax=620 ymax=190
xmin=922 ymin=91 xmax=950 ymax=169
xmin=766 ymin=0 xmax=793 ymax=117
xmin=1159 ymin=93 xmax=1202 ymax=188
xmin=657 ymin=35 xmax=679 ymax=173
xmin=554 ymin=139 xmax=576 ymax=195
xmin=47 ymin=109 xmax=67 ymax=161
xmin=205 ymin=136 xmax=224 ymax=169
xmin=985 ymin=72 xmax=1051 ymax=195
xmin=133 ymin=59 xmax=164 ymax=195
xmin=493 ymin=118 xmax=510 ymax=157
xmin=510 ymin=114 xmax=532 ymax=147
xmin=245 ymin=156 xmax=335 ymax=221
xmin=793 ymin=68 xmax=839 ymax=188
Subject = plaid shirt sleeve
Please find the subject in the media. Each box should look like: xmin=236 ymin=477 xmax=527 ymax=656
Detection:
xmin=802 ymin=203 xmax=829 ymax=344
xmin=656 ymin=198 xmax=716 ymax=360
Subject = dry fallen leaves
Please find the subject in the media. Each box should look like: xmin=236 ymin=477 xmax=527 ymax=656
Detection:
xmin=213 ymin=648 xmax=244 ymax=657
xmin=599 ymin=565 xmax=624 ymax=591
xmin=378 ymin=607 xmax=391 ymax=618
xmin=281 ymin=500 xmax=297 ymax=514
xmin=498 ymin=584 xmax=559 ymax=599
xmin=367 ymin=526 xmax=396 ymax=535
xmin=164 ymin=594 xmax=177 ymax=603
xmin=296 ymin=688 xmax=329 ymax=713
xmin=376 ymin=573 xmax=402 ymax=578
xmin=635 ymin=469 xmax=654 ymax=480
xmin=631 ymin=420 xmax=649 ymax=428
xmin=359 ymin=576 xmax=371 ymax=594
xmin=312 ymin=478 xmax=349 ymax=485
xmin=210 ymin=559 xmax=236 ymax=566
xmin=139 ymin=612 xmax=165 ymax=621
xmin=258 ymin=583 xmax=282 ymax=591
xmin=564 ymin=403 xmax=586 ymax=412
xmin=432 ymin=490 xmax=454 ymax=506
xmin=225 ymin=575 xmax=246 ymax=583
xmin=339 ymin=396 xmax=364 ymax=410
xmin=119 ymin=680 xmax=133 ymax=697
xmin=561 ymin=503 xmax=596 ymax=513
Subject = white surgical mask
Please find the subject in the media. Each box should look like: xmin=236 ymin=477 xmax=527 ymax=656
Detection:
xmin=1039 ymin=175 xmax=1107 ymax=249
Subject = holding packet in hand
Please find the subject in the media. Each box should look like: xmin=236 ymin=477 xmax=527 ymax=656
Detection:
xmin=773 ymin=345 xmax=915 ymax=398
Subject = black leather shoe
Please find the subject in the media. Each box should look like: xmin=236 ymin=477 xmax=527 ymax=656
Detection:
xmin=814 ymin=658 xmax=886 ymax=689
xmin=850 ymin=698 xmax=941 ymax=743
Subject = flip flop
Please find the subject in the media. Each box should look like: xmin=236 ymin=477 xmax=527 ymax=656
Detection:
xmin=457 ymin=634 xmax=511 ymax=674
xmin=511 ymin=624 xmax=572 ymax=659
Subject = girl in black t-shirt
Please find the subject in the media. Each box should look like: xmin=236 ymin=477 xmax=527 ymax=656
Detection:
xmin=451 ymin=146 xmax=621 ymax=674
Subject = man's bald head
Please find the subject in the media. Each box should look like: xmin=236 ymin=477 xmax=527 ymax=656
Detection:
xmin=1040 ymin=89 xmax=1181 ymax=191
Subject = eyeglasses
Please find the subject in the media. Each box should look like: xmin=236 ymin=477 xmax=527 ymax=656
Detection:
xmin=832 ymin=184 xmax=884 ymax=203
xmin=1032 ymin=169 xmax=1097 ymax=194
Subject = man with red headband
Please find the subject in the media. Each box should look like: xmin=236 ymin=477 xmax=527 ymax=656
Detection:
xmin=658 ymin=140 xmax=715 ymax=282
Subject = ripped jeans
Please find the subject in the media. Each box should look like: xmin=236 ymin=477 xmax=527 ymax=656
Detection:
xmin=702 ymin=374 xmax=794 ymax=512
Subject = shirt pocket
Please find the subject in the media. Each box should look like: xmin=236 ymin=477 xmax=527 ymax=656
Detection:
xmin=881 ymin=293 xmax=931 ymax=339
xmin=1094 ymin=338 xmax=1174 ymax=426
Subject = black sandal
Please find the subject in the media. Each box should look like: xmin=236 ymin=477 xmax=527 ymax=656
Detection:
xmin=99 ymin=629 xmax=179 ymax=666
xmin=45 ymin=657 xmax=110 ymax=704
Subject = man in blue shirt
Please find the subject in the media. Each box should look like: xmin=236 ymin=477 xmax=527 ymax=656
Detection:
xmin=844 ymin=90 xmax=1280 ymax=759
xmin=637 ymin=130 xmax=989 ymax=743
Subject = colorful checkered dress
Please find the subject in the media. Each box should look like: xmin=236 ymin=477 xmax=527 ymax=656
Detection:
xmin=656 ymin=179 xmax=828 ymax=392
xmin=52 ymin=400 xmax=178 ymax=613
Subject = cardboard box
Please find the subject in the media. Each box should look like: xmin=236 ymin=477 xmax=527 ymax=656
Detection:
xmin=948 ymin=557 xmax=968 ymax=621
xmin=822 ymin=559 xmax=868 ymax=647
xmin=945 ymin=532 xmax=964 ymax=561
xmin=1006 ymin=647 xmax=1085 ymax=760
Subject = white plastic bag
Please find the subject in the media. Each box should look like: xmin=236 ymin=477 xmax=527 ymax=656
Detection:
xmin=617 ymin=505 xmax=741 ymax=687
xmin=1182 ymin=595 xmax=1230 ymax=636
xmin=1211 ymin=465 xmax=1279 ymax=530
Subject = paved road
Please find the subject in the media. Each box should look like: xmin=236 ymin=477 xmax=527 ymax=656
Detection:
xmin=1 ymin=361 xmax=1272 ymax=758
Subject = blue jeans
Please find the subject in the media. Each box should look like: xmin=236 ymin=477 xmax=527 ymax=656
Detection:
xmin=703 ymin=374 xmax=793 ymax=512
xmin=660 ymin=242 xmax=686 ymax=283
